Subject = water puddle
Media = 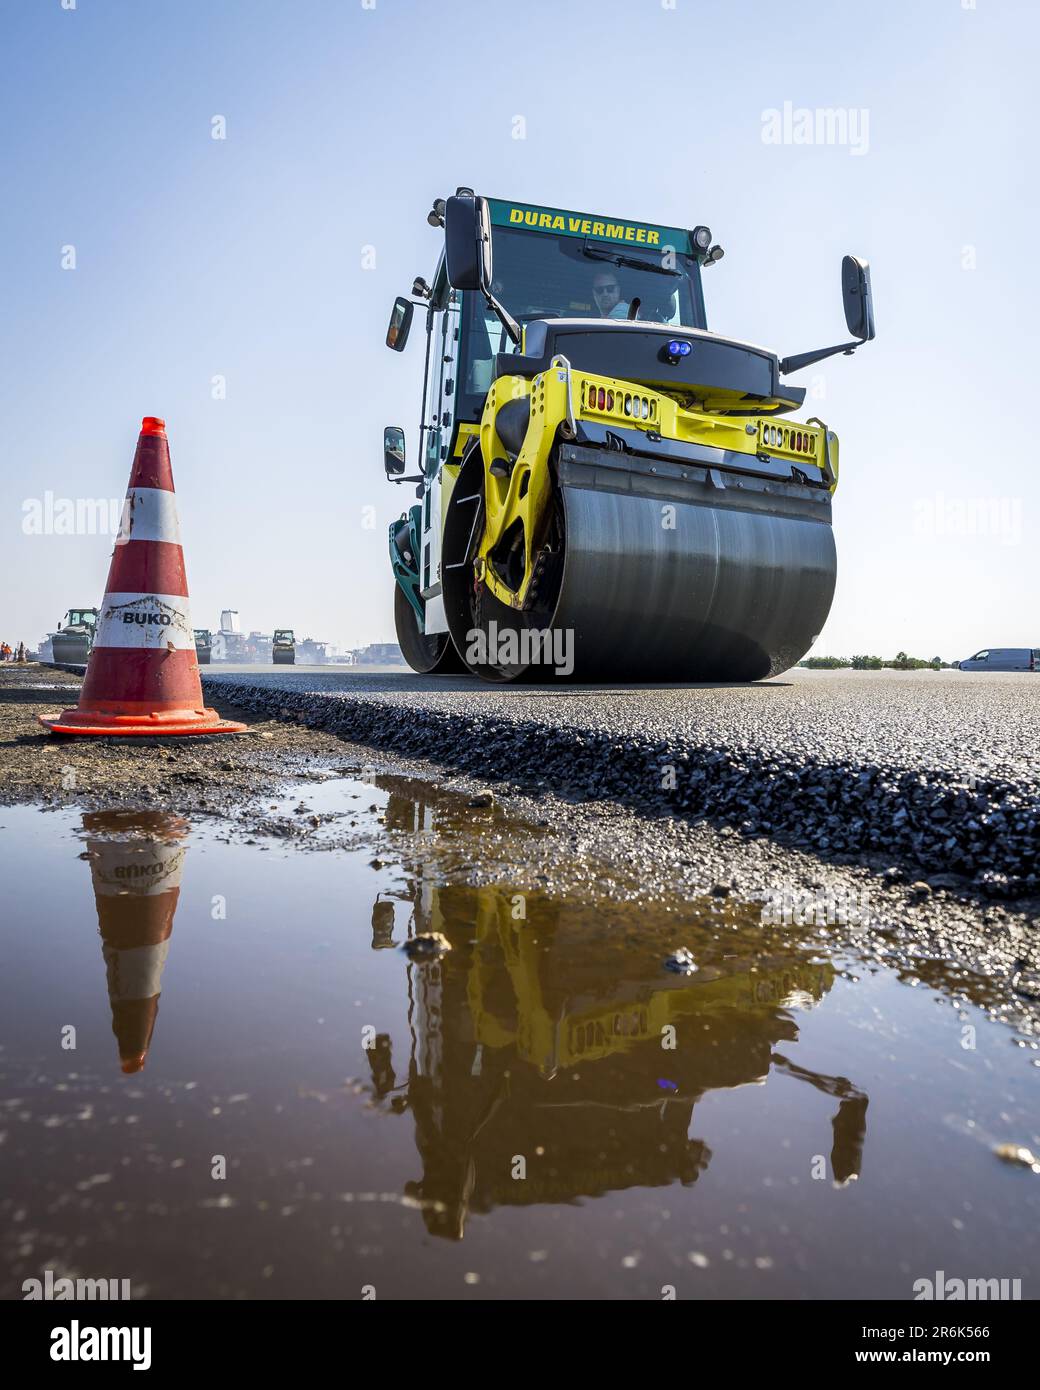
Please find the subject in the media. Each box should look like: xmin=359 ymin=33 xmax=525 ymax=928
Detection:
xmin=1 ymin=783 xmax=1037 ymax=1300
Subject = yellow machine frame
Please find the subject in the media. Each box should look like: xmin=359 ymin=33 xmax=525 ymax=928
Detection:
xmin=474 ymin=353 xmax=839 ymax=613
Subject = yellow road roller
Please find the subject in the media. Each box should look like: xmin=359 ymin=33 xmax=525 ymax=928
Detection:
xmin=384 ymin=190 xmax=874 ymax=681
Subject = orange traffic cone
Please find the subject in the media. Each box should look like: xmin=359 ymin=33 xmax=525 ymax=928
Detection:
xmin=40 ymin=418 xmax=245 ymax=735
xmin=82 ymin=810 xmax=189 ymax=1074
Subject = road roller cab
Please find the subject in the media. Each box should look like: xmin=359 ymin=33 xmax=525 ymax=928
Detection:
xmin=383 ymin=190 xmax=874 ymax=682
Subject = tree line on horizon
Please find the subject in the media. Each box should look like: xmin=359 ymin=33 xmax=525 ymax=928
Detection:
xmin=798 ymin=653 xmax=952 ymax=670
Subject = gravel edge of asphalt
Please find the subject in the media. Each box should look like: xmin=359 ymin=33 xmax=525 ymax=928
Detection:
xmin=202 ymin=675 xmax=1040 ymax=902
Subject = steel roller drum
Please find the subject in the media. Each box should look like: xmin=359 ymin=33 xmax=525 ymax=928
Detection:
xmin=443 ymin=445 xmax=837 ymax=683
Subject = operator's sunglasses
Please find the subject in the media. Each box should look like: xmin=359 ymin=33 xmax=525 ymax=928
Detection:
xmin=593 ymin=282 xmax=619 ymax=295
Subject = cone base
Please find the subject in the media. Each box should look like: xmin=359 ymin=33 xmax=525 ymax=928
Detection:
xmin=39 ymin=705 xmax=246 ymax=737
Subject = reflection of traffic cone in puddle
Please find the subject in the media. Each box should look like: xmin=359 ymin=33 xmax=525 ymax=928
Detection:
xmin=83 ymin=811 xmax=189 ymax=1073
xmin=39 ymin=418 xmax=245 ymax=735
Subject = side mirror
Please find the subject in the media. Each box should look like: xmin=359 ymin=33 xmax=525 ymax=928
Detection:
xmin=842 ymin=255 xmax=875 ymax=341
xmin=386 ymin=296 xmax=414 ymax=351
xmin=384 ymin=426 xmax=406 ymax=476
xmin=444 ymin=193 xmax=492 ymax=292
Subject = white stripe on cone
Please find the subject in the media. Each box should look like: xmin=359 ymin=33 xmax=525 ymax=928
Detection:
xmin=93 ymin=593 xmax=195 ymax=650
xmin=104 ymin=941 xmax=171 ymax=1000
xmin=91 ymin=843 xmax=187 ymax=897
xmin=116 ymin=488 xmax=183 ymax=547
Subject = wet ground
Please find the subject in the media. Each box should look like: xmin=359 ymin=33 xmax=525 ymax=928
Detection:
xmin=0 ymin=665 xmax=361 ymax=818
xmin=2 ymin=780 xmax=1039 ymax=1301
xmin=2 ymin=664 xmax=1039 ymax=1299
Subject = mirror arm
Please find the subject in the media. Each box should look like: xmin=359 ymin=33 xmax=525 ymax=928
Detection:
xmin=779 ymin=340 xmax=863 ymax=375
xmin=484 ymin=288 xmax=521 ymax=345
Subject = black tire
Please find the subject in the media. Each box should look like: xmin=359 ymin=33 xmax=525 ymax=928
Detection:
xmin=394 ymin=583 xmax=464 ymax=674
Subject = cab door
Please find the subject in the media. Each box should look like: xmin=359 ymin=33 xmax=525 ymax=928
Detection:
xmin=418 ymin=279 xmax=459 ymax=635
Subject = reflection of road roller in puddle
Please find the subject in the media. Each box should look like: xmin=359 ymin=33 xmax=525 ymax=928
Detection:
xmin=81 ymin=811 xmax=188 ymax=1074
xmin=383 ymin=192 xmax=875 ymax=680
xmin=368 ymin=787 xmax=869 ymax=1238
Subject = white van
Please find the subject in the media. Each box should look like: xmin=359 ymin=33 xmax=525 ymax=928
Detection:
xmin=958 ymin=648 xmax=1038 ymax=671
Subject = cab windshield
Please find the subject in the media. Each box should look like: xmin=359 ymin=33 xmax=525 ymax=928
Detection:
xmin=458 ymin=225 xmax=706 ymax=414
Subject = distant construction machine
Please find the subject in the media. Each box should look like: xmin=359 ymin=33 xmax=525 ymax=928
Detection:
xmin=48 ymin=608 xmax=98 ymax=665
xmin=272 ymin=629 xmax=296 ymax=664
xmin=297 ymin=637 xmax=330 ymax=664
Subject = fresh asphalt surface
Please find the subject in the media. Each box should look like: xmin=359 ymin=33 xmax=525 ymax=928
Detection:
xmin=204 ymin=665 xmax=1039 ymax=784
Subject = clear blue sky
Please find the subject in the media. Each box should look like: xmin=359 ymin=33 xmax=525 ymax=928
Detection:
xmin=1 ymin=0 xmax=1035 ymax=660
